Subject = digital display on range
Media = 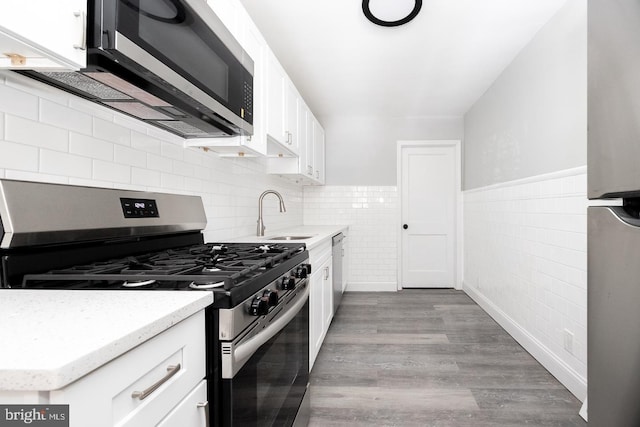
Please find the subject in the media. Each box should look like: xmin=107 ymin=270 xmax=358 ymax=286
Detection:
xmin=120 ymin=198 xmax=159 ymax=218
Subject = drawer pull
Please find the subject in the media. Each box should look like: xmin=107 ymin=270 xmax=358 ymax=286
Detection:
xmin=131 ymin=364 xmax=181 ymax=400
xmin=197 ymin=401 xmax=210 ymax=427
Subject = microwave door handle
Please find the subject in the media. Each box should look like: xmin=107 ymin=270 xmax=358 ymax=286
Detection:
xmin=224 ymin=281 xmax=309 ymax=378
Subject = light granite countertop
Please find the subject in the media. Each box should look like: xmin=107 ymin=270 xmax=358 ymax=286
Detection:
xmin=232 ymin=225 xmax=349 ymax=250
xmin=0 ymin=290 xmax=212 ymax=391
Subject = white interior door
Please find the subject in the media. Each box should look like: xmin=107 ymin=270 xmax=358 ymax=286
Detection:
xmin=400 ymin=143 xmax=458 ymax=288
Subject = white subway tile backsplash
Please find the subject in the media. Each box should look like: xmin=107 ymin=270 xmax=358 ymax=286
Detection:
xmin=147 ymin=152 xmax=173 ymax=172
xmin=131 ymin=167 xmax=161 ymax=188
xmin=69 ymin=133 xmax=114 ymax=161
xmin=40 ymin=150 xmax=92 ymax=178
xmin=0 ymin=141 xmax=38 ymax=171
xmin=93 ymin=160 xmax=130 ymax=183
xmin=131 ymin=131 xmax=162 ymax=154
xmin=161 ymin=172 xmax=185 ymax=190
xmin=68 ymin=98 xmax=114 ymax=122
xmin=172 ymin=159 xmax=196 ymax=177
xmin=304 ymin=185 xmax=399 ymax=287
xmin=161 ymin=141 xmax=184 ymax=161
xmin=40 ymin=99 xmax=92 ymax=135
xmin=464 ymin=168 xmax=587 ymax=380
xmin=114 ymin=145 xmax=146 ymax=168
xmin=93 ymin=118 xmax=131 ymax=146
xmin=0 ymin=84 xmax=38 ymax=120
xmin=5 ymin=170 xmax=69 ymax=185
xmin=0 ymin=71 xmax=303 ymax=244
xmin=5 ymin=115 xmax=68 ymax=151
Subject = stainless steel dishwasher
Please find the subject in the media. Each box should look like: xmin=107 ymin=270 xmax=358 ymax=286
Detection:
xmin=332 ymin=232 xmax=344 ymax=315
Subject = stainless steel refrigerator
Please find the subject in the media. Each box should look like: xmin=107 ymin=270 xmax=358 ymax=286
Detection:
xmin=588 ymin=0 xmax=640 ymax=425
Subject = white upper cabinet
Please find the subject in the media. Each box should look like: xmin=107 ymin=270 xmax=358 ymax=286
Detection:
xmin=265 ymin=52 xmax=297 ymax=157
xmin=0 ymin=0 xmax=87 ymax=70
xmin=190 ymin=0 xmax=326 ymax=182
xmin=266 ymin=104 xmax=325 ymax=186
xmin=190 ymin=0 xmax=267 ymax=157
xmin=313 ymin=117 xmax=326 ymax=185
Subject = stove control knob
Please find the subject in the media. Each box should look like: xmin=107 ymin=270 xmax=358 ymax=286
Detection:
xmin=295 ymin=265 xmax=309 ymax=279
xmin=249 ymin=296 xmax=269 ymax=316
xmin=263 ymin=289 xmax=279 ymax=306
xmin=282 ymin=276 xmax=296 ymax=290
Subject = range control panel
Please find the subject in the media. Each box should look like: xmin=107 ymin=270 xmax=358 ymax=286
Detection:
xmin=120 ymin=198 xmax=159 ymax=218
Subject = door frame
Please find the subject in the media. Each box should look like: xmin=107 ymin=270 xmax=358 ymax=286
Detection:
xmin=396 ymin=140 xmax=463 ymax=290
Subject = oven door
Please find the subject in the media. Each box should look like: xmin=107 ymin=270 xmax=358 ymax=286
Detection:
xmin=221 ymin=281 xmax=310 ymax=427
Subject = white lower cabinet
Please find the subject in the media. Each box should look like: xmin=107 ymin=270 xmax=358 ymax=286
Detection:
xmin=2 ymin=311 xmax=207 ymax=427
xmin=309 ymin=241 xmax=333 ymax=370
xmin=157 ymin=380 xmax=208 ymax=427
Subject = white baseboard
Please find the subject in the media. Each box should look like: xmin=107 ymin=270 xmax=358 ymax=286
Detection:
xmin=463 ymin=281 xmax=587 ymax=401
xmin=345 ymin=282 xmax=397 ymax=292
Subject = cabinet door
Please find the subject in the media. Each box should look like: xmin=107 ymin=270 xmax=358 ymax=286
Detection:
xmin=321 ymin=260 xmax=333 ymax=328
xmin=313 ymin=119 xmax=326 ymax=184
xmin=305 ymin=110 xmax=315 ymax=179
xmin=157 ymin=380 xmax=208 ymax=427
xmin=284 ymin=81 xmax=299 ymax=153
xmin=50 ymin=312 xmax=206 ymax=427
xmin=0 ymin=0 xmax=86 ymax=69
xmin=309 ymin=265 xmax=324 ymax=370
xmin=342 ymin=238 xmax=349 ymax=292
xmin=266 ymin=52 xmax=286 ymax=145
xmin=240 ymin=16 xmax=267 ymax=155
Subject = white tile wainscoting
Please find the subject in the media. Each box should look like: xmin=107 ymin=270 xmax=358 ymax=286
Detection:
xmin=0 ymin=71 xmax=304 ymax=241
xmin=463 ymin=166 xmax=588 ymax=400
xmin=304 ymin=186 xmax=399 ymax=291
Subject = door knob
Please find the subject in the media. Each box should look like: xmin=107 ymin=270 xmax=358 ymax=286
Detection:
xmin=403 ymin=224 xmax=408 ymax=230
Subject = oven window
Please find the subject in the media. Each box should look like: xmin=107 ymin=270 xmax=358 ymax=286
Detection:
xmin=224 ymin=302 xmax=309 ymax=426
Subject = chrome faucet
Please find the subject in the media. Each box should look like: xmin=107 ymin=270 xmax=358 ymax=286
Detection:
xmin=257 ymin=190 xmax=286 ymax=236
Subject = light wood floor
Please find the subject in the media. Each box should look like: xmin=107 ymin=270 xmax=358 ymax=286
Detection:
xmin=308 ymin=290 xmax=586 ymax=427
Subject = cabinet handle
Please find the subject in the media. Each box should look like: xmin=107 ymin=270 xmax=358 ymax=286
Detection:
xmin=131 ymin=364 xmax=181 ymax=400
xmin=73 ymin=10 xmax=87 ymax=50
xmin=316 ymin=170 xmax=319 ymax=179
xmin=324 ymin=266 xmax=329 ymax=280
xmin=197 ymin=401 xmax=210 ymax=427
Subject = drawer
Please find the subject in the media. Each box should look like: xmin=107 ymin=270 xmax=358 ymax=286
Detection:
xmin=157 ymin=380 xmax=208 ymax=427
xmin=50 ymin=311 xmax=206 ymax=427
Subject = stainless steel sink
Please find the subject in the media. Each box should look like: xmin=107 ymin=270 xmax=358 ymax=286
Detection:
xmin=266 ymin=235 xmax=314 ymax=240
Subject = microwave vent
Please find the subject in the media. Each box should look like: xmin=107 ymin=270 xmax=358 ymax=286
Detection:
xmin=38 ymin=71 xmax=130 ymax=100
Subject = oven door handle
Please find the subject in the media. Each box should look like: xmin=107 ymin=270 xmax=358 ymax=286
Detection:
xmin=222 ymin=280 xmax=309 ymax=378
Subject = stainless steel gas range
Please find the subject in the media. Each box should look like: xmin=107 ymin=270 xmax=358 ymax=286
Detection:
xmin=0 ymin=179 xmax=310 ymax=427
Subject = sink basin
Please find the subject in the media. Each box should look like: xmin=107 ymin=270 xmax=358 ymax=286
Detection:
xmin=266 ymin=235 xmax=314 ymax=240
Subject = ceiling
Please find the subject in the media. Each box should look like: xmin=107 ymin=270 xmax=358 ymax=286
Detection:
xmin=238 ymin=0 xmax=569 ymax=120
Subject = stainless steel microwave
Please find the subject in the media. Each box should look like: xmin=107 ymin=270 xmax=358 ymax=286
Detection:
xmin=21 ymin=0 xmax=253 ymax=138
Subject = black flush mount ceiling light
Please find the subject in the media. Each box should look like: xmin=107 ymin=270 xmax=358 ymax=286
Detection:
xmin=362 ymin=0 xmax=422 ymax=27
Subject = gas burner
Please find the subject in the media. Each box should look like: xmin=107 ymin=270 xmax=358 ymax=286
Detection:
xmin=189 ymin=281 xmax=225 ymax=290
xmin=122 ymin=279 xmax=157 ymax=288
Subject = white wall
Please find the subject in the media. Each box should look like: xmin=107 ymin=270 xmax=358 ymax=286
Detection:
xmin=461 ymin=0 xmax=587 ymax=400
xmin=323 ymin=115 xmax=463 ymax=186
xmin=0 ymin=71 xmax=303 ymax=240
xmin=463 ymin=0 xmax=586 ymax=190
